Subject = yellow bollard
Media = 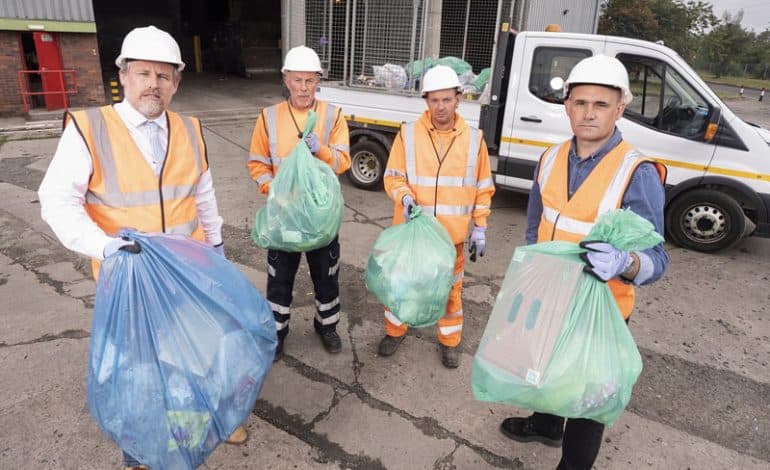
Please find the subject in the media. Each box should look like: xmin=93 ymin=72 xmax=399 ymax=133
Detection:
xmin=109 ymin=79 xmax=122 ymax=102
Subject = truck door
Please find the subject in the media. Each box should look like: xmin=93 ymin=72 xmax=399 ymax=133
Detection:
xmin=496 ymin=35 xmax=601 ymax=191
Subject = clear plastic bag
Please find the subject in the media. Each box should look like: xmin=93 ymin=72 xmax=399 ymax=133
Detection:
xmin=252 ymin=110 xmax=344 ymax=252
xmin=365 ymin=208 xmax=456 ymax=327
xmin=472 ymin=210 xmax=663 ymax=426
xmin=88 ymin=230 xmax=278 ymax=469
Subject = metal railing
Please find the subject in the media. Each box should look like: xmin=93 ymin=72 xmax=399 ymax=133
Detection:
xmin=17 ymin=69 xmax=78 ymax=113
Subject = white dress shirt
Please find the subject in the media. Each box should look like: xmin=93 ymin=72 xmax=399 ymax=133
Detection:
xmin=38 ymin=101 xmax=224 ymax=261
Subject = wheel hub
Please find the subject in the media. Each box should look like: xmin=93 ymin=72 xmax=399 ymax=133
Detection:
xmin=351 ymin=151 xmax=380 ymax=183
xmin=683 ymin=204 xmax=726 ymax=241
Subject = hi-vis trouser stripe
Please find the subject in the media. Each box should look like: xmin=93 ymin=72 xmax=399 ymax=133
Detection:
xmin=315 ymin=297 xmax=340 ymax=326
xmin=538 ymin=143 xmax=646 ymax=236
xmin=270 ymin=301 xmax=291 ymax=331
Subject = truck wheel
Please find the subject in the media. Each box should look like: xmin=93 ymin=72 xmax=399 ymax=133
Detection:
xmin=665 ymin=189 xmax=746 ymax=252
xmin=348 ymin=139 xmax=387 ymax=190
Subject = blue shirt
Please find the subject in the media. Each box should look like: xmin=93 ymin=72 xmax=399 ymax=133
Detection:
xmin=525 ymin=128 xmax=669 ymax=285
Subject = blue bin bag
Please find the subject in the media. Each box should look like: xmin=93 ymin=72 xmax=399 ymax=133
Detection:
xmin=87 ymin=230 xmax=278 ymax=469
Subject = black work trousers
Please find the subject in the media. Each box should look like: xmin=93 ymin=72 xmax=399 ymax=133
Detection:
xmin=267 ymin=236 xmax=341 ymax=340
xmin=531 ymin=411 xmax=605 ymax=469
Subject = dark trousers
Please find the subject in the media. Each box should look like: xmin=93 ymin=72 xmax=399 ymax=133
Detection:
xmin=532 ymin=412 xmax=605 ymax=470
xmin=267 ymin=236 xmax=341 ymax=340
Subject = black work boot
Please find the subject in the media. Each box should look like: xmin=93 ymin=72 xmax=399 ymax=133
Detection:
xmin=440 ymin=344 xmax=460 ymax=369
xmin=319 ymin=330 xmax=342 ymax=353
xmin=273 ymin=337 xmax=285 ymax=362
xmin=500 ymin=415 xmax=564 ymax=447
xmin=377 ymin=335 xmax=405 ymax=357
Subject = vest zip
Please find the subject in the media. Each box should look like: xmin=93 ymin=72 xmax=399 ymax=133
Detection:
xmin=428 ymin=129 xmax=457 ymax=217
xmin=157 ymin=123 xmax=170 ymax=232
xmin=550 ymin=212 xmax=560 ymax=240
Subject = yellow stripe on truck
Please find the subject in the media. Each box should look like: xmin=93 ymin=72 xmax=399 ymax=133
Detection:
xmin=502 ymin=136 xmax=770 ymax=182
xmin=346 ymin=115 xmax=402 ymax=129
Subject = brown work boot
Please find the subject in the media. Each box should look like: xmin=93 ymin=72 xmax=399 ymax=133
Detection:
xmin=440 ymin=344 xmax=460 ymax=369
xmin=224 ymin=425 xmax=248 ymax=445
xmin=377 ymin=335 xmax=405 ymax=357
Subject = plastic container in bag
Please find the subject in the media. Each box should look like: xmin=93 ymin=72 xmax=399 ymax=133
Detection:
xmin=472 ymin=209 xmax=664 ymax=426
xmin=88 ymin=230 xmax=278 ymax=469
xmin=252 ymin=110 xmax=344 ymax=252
xmin=364 ymin=207 xmax=456 ymax=327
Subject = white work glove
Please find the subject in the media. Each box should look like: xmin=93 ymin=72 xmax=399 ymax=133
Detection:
xmin=214 ymin=243 xmax=225 ymax=257
xmin=103 ymin=237 xmax=138 ymax=258
xmin=579 ymin=241 xmax=630 ymax=282
xmin=402 ymin=194 xmax=417 ymax=222
xmin=305 ymin=132 xmax=321 ymax=154
xmin=469 ymin=226 xmax=486 ymax=262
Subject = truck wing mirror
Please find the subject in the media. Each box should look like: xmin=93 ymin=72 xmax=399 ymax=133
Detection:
xmin=704 ymin=106 xmax=721 ymax=142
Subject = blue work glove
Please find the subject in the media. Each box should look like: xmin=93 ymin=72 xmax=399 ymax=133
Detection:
xmin=103 ymin=237 xmax=139 ymax=258
xmin=402 ymin=194 xmax=417 ymax=222
xmin=579 ymin=241 xmax=630 ymax=282
xmin=468 ymin=226 xmax=486 ymax=262
xmin=214 ymin=243 xmax=225 ymax=257
xmin=304 ymin=132 xmax=321 ymax=154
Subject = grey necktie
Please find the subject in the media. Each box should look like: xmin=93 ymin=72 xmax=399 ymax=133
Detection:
xmin=142 ymin=120 xmax=165 ymax=166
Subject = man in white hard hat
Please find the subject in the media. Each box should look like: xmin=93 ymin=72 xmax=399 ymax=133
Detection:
xmin=248 ymin=45 xmax=351 ymax=360
xmin=377 ymin=65 xmax=495 ymax=368
xmin=498 ymin=54 xmax=669 ymax=470
xmin=38 ymin=25 xmax=248 ymax=469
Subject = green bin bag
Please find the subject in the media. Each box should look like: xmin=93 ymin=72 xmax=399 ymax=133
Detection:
xmin=364 ymin=207 xmax=456 ymax=328
xmin=252 ymin=111 xmax=344 ymax=252
xmin=472 ymin=209 xmax=663 ymax=426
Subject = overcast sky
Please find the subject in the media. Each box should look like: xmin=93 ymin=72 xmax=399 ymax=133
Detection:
xmin=707 ymin=0 xmax=770 ymax=32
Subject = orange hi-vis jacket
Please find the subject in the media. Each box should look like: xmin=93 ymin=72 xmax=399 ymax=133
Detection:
xmin=66 ymin=106 xmax=209 ymax=279
xmin=536 ymin=139 xmax=667 ymax=318
xmin=383 ymin=111 xmax=495 ymax=244
xmin=248 ymin=100 xmax=351 ymax=194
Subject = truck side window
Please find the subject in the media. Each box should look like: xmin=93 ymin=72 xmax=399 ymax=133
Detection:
xmin=529 ymin=47 xmax=591 ymax=104
xmin=617 ymin=54 xmax=711 ymax=140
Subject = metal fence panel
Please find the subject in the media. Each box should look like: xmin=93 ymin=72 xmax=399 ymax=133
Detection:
xmin=0 ymin=0 xmax=95 ymax=22
xmin=517 ymin=0 xmax=599 ymax=34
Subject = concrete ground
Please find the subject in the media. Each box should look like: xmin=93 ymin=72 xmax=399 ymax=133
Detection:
xmin=1 ymin=72 xmax=769 ymax=469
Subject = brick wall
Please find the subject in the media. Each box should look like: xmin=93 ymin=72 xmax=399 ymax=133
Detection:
xmin=0 ymin=31 xmax=24 ymax=115
xmin=60 ymin=33 xmax=107 ymax=109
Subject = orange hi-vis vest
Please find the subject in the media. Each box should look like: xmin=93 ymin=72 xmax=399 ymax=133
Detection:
xmin=66 ymin=105 xmax=208 ymax=279
xmin=536 ymin=139 xmax=666 ymax=318
xmin=386 ymin=112 xmax=494 ymax=244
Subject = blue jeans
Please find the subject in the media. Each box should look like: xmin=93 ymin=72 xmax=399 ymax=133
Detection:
xmin=122 ymin=450 xmax=142 ymax=467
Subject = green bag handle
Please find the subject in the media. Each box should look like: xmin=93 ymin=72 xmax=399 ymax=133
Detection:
xmin=302 ymin=110 xmax=317 ymax=139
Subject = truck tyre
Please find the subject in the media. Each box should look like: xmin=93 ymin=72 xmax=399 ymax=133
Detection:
xmin=665 ymin=189 xmax=746 ymax=252
xmin=348 ymin=139 xmax=387 ymax=191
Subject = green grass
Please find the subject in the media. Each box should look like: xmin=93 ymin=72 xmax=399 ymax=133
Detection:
xmin=697 ymin=72 xmax=770 ymax=90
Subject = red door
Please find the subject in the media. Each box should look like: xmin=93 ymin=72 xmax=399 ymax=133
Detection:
xmin=33 ymin=32 xmax=67 ymax=110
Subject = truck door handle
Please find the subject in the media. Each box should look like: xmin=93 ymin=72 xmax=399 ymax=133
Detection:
xmin=520 ymin=116 xmax=542 ymax=123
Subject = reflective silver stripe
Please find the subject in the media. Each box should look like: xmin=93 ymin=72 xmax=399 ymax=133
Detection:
xmin=410 ymin=175 xmax=465 ymax=187
xmin=384 ymin=309 xmax=403 ymax=326
xmin=256 ymin=173 xmax=273 ymax=185
xmin=473 ymin=204 xmax=490 ymax=211
xmin=464 ymin=127 xmax=480 ymax=186
xmin=542 ymin=206 xmax=594 ymax=235
xmin=476 ymin=177 xmax=494 ymax=189
xmin=167 ymin=218 xmax=199 ymax=236
xmin=330 ymin=147 xmax=340 ymax=172
xmin=315 ymin=311 xmax=340 ymax=325
xmin=87 ymin=108 xmax=120 ymax=195
xmin=391 ymin=189 xmax=401 ymax=200
xmin=265 ymin=106 xmax=279 ymax=159
xmin=424 ymin=204 xmax=474 ymax=216
xmin=180 ymin=115 xmax=202 ymax=175
xmin=275 ymin=319 xmax=289 ymax=331
xmin=439 ymin=324 xmax=463 ymax=335
xmin=384 ymin=169 xmax=407 ymax=178
xmin=446 ymin=309 xmax=463 ymax=319
xmin=453 ymin=271 xmax=464 ymax=284
xmin=85 ymin=184 xmax=196 ymax=207
xmin=324 ymin=104 xmax=339 ymax=144
xmin=272 ymin=156 xmax=284 ymax=169
xmin=315 ymin=297 xmax=340 ymax=312
xmin=402 ymin=123 xmax=417 ymax=182
xmin=267 ymin=264 xmax=276 ymax=277
xmin=331 ymin=144 xmax=349 ymax=152
xmin=249 ymin=154 xmax=272 ymax=165
xmin=269 ymin=301 xmax=290 ymax=314
xmin=328 ymin=262 xmax=340 ymax=277
xmin=597 ymin=149 xmax=645 ymax=216
xmin=537 ymin=144 xmax=562 ymax=188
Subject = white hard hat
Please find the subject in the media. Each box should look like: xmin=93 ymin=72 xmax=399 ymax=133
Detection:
xmin=115 ymin=26 xmax=185 ymax=72
xmin=564 ymin=54 xmax=632 ymax=105
xmin=282 ymin=46 xmax=323 ymax=73
xmin=421 ymin=65 xmax=461 ymax=96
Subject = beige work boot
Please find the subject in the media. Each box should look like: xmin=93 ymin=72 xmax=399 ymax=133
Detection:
xmin=225 ymin=425 xmax=248 ymax=445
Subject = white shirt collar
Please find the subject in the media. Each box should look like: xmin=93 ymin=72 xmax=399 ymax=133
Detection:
xmin=114 ymin=100 xmax=168 ymax=131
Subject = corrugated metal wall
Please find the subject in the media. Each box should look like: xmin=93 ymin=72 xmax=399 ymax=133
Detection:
xmin=516 ymin=0 xmax=599 ymax=34
xmin=0 ymin=0 xmax=94 ymax=22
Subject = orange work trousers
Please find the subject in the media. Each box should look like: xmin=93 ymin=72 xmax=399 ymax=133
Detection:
xmin=384 ymin=243 xmax=465 ymax=347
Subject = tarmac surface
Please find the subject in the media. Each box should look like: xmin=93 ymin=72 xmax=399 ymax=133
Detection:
xmin=1 ymin=72 xmax=769 ymax=469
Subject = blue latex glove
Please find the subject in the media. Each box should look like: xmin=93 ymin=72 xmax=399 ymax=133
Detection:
xmin=214 ymin=243 xmax=225 ymax=257
xmin=579 ymin=241 xmax=630 ymax=282
xmin=305 ymin=132 xmax=321 ymax=154
xmin=469 ymin=226 xmax=486 ymax=261
xmin=103 ymin=237 xmax=138 ymax=258
xmin=402 ymin=194 xmax=417 ymax=222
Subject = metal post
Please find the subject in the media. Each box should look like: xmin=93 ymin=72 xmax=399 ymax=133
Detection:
xmin=488 ymin=0 xmax=504 ymax=77
xmin=350 ymin=0 xmax=357 ymax=85
xmin=343 ymin=0 xmax=351 ymax=82
xmin=59 ymin=70 xmax=67 ymax=108
xmin=461 ymin=0 xmax=471 ymax=61
xmin=408 ymin=0 xmax=420 ymax=76
xmin=328 ymin=0 xmax=334 ymax=74
xmin=360 ymin=0 xmax=369 ymax=78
